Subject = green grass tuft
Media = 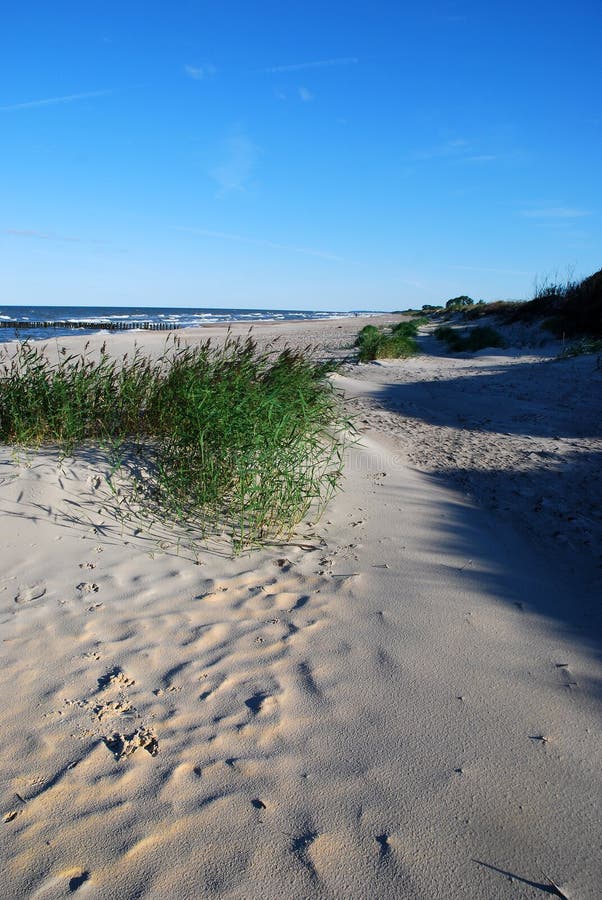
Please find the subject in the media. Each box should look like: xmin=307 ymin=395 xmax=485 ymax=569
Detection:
xmin=0 ymin=336 xmax=350 ymax=549
xmin=558 ymin=337 xmax=602 ymax=358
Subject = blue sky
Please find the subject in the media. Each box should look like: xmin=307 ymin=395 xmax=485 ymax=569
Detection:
xmin=1 ymin=1 xmax=600 ymax=310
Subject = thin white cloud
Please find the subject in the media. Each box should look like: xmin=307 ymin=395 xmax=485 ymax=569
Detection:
xmin=210 ymin=130 xmax=261 ymax=195
xmin=452 ymin=264 xmax=532 ymax=276
xmin=520 ymin=208 xmax=591 ymax=219
xmin=176 ymin=226 xmax=344 ymax=262
xmin=399 ymin=279 xmax=428 ymax=290
xmin=411 ymin=138 xmax=469 ymax=161
xmin=0 ymin=89 xmax=113 ymax=112
xmin=184 ymin=63 xmax=217 ymax=80
xmin=3 ymin=228 xmax=81 ymax=242
xmin=266 ymin=57 xmax=358 ymax=73
xmin=411 ymin=140 xmax=505 ymax=165
xmin=298 ymin=86 xmax=314 ymax=102
xmin=3 ymin=228 xmax=108 ymax=245
xmin=464 ymin=154 xmax=498 ymax=162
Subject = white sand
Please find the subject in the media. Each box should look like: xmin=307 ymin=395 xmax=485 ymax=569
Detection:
xmin=1 ymin=317 xmax=600 ymax=898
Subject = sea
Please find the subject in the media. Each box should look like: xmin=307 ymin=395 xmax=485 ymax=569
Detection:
xmin=0 ymin=305 xmax=374 ymax=343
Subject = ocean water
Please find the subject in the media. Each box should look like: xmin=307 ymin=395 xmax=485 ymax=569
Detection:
xmin=0 ymin=305 xmax=374 ymax=343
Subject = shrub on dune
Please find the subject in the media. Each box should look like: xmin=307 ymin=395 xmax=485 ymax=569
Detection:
xmin=355 ymin=319 xmax=421 ymax=361
xmin=435 ymin=324 xmax=505 ymax=352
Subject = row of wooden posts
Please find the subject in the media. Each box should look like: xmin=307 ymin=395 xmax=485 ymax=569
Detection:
xmin=0 ymin=320 xmax=182 ymax=332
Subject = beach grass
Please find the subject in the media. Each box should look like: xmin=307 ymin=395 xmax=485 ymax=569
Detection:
xmin=355 ymin=319 xmax=420 ymax=361
xmin=0 ymin=336 xmax=349 ymax=548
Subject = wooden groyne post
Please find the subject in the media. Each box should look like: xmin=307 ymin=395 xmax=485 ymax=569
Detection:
xmin=0 ymin=320 xmax=182 ymax=332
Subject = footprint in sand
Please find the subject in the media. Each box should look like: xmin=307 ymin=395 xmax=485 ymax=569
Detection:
xmin=375 ymin=833 xmax=390 ymax=857
xmin=97 ymin=668 xmax=135 ymax=690
xmin=103 ymin=727 xmax=159 ymax=760
xmin=77 ymin=582 xmax=99 ymax=593
xmin=244 ymin=691 xmax=268 ymax=715
xmin=291 ymin=830 xmax=319 ymax=876
xmin=68 ymin=871 xmax=90 ymax=892
xmin=14 ymin=584 xmax=46 ymax=604
xmin=92 ymin=699 xmax=134 ymax=721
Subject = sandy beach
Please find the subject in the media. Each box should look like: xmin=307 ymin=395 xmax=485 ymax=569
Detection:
xmin=1 ymin=315 xmax=601 ymax=899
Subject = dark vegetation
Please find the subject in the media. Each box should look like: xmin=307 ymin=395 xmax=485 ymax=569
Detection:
xmin=558 ymin=337 xmax=602 ymax=358
xmin=506 ymin=269 xmax=602 ymax=337
xmin=448 ymin=268 xmax=602 ymax=339
xmin=462 ymin=300 xmax=522 ymax=320
xmin=0 ymin=336 xmax=349 ymax=549
xmin=444 ymin=295 xmax=475 ymax=311
xmin=434 ymin=324 xmax=506 ymax=353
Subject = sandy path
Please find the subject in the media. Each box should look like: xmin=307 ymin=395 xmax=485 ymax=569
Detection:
xmin=1 ymin=321 xmax=601 ymax=898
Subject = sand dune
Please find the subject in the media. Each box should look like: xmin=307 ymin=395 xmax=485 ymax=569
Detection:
xmin=1 ymin=318 xmax=600 ymax=898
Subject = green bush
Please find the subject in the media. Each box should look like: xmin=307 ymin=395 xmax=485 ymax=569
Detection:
xmin=355 ymin=322 xmax=419 ymax=361
xmin=355 ymin=325 xmax=382 ymax=361
xmin=445 ymin=295 xmax=474 ymax=312
xmin=463 ymin=326 xmax=506 ymax=351
xmin=391 ymin=320 xmax=419 ymax=338
xmin=373 ymin=334 xmax=418 ymax=359
xmin=355 ymin=324 xmax=380 ymax=346
xmin=434 ymin=325 xmax=457 ymax=345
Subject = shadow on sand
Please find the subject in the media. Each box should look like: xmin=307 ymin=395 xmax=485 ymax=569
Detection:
xmin=350 ymin=353 xmax=602 ymax=677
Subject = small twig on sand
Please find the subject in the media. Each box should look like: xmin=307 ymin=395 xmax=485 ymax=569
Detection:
xmin=263 ymin=542 xmax=321 ymax=551
xmin=542 ymin=873 xmax=570 ymax=900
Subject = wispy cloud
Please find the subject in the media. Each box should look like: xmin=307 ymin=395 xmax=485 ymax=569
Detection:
xmin=411 ymin=138 xmax=469 ymax=161
xmin=265 ymin=57 xmax=358 ymax=73
xmin=452 ymin=264 xmax=532 ymax=276
xmin=411 ymin=140 xmax=501 ymax=165
xmin=520 ymin=207 xmax=592 ymax=219
xmin=184 ymin=63 xmax=217 ymax=80
xmin=0 ymin=89 xmax=113 ymax=112
xmin=464 ymin=154 xmax=498 ymax=162
xmin=399 ymin=279 xmax=428 ymax=290
xmin=176 ymin=226 xmax=344 ymax=262
xmin=3 ymin=228 xmax=108 ymax=245
xmin=210 ymin=130 xmax=261 ymax=195
xmin=298 ymin=86 xmax=314 ymax=102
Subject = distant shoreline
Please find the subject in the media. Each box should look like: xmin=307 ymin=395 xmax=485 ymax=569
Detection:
xmin=0 ymin=305 xmax=382 ymax=344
